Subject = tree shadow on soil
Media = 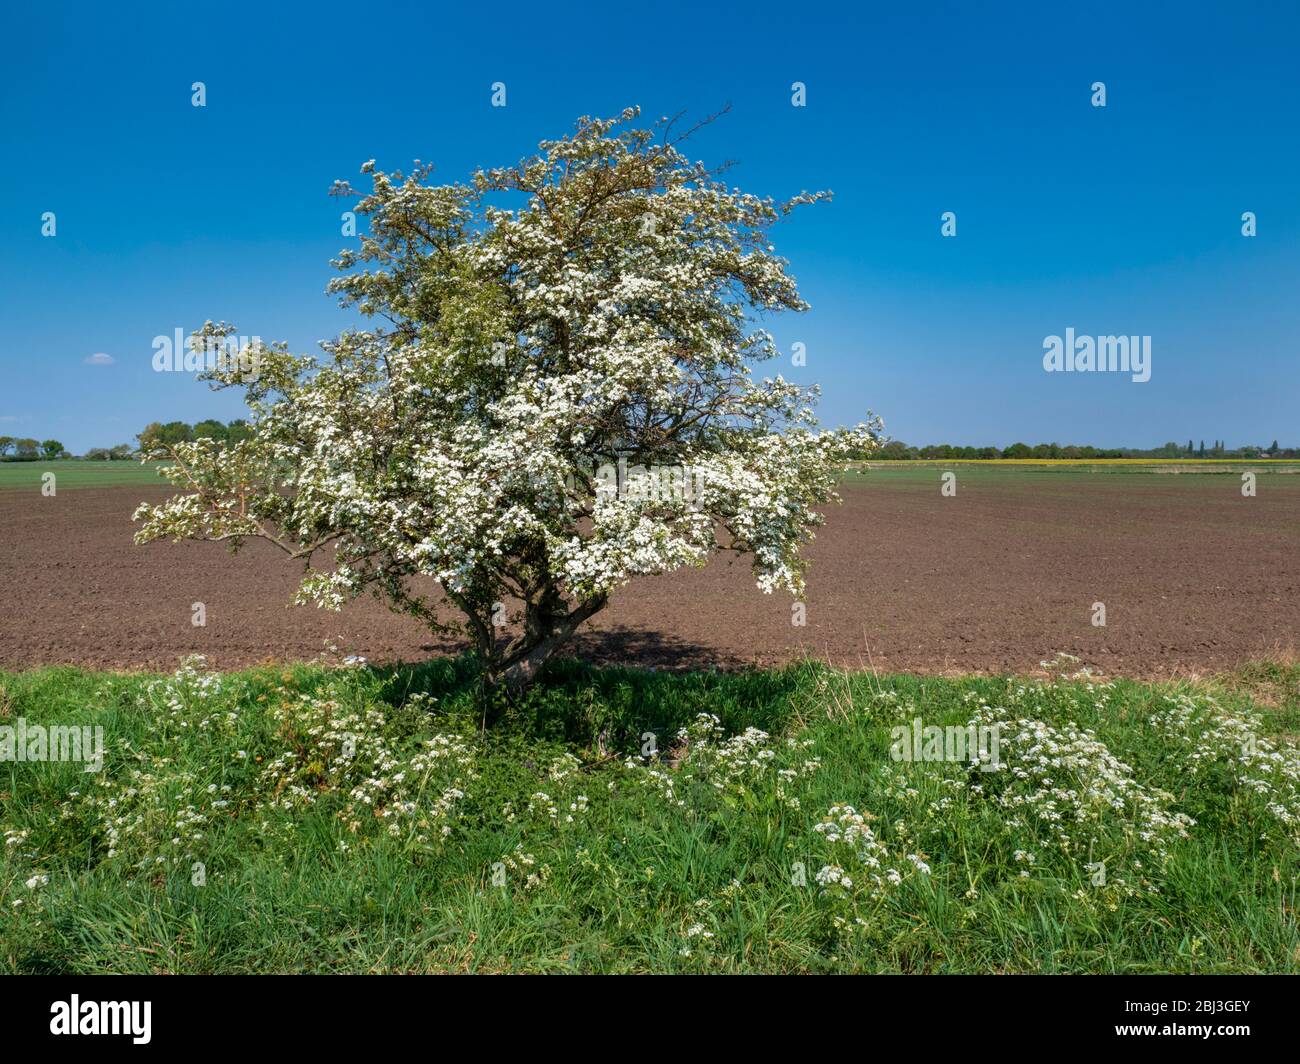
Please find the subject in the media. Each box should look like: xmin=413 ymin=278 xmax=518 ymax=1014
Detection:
xmin=364 ymin=626 xmax=817 ymax=752
xmin=569 ymin=624 xmax=751 ymax=671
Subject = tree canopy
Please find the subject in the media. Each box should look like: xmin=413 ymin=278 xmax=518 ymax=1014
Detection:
xmin=135 ymin=108 xmax=878 ymax=689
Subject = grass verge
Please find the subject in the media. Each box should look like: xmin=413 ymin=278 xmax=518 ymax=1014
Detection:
xmin=1 ymin=656 xmax=1297 ymax=973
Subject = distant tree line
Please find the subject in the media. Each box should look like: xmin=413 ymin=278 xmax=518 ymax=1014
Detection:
xmin=0 ymin=437 xmax=71 ymax=460
xmin=0 ymin=420 xmax=253 ymax=461
xmin=82 ymin=444 xmax=137 ymax=461
xmin=4 ymin=426 xmax=1296 ymax=463
xmin=871 ymin=439 xmax=1297 ymax=460
xmin=136 ymin=419 xmax=254 ymax=450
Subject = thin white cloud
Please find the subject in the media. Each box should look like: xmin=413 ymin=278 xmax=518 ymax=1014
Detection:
xmin=84 ymin=352 xmax=115 ymax=366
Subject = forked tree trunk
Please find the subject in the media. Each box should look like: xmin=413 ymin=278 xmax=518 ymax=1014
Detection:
xmin=486 ymin=592 xmax=608 ymax=693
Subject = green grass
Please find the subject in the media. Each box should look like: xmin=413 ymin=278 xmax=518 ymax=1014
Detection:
xmin=844 ymin=462 xmax=1300 ymax=489
xmin=856 ymin=458 xmax=1300 ymax=474
xmin=0 ymin=460 xmax=168 ymax=490
xmin=5 ymin=458 xmax=1299 ymax=494
xmin=2 ymin=656 xmax=1298 ymax=973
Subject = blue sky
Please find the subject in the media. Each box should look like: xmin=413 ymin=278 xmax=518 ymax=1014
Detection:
xmin=2 ymin=0 xmax=1297 ymax=453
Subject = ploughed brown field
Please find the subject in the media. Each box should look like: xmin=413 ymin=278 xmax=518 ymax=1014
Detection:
xmin=2 ymin=469 xmax=1297 ymax=677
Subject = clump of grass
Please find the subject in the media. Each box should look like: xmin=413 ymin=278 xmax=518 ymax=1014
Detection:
xmin=1 ymin=656 xmax=1297 ymax=973
xmin=1211 ymin=657 xmax=1300 ymax=738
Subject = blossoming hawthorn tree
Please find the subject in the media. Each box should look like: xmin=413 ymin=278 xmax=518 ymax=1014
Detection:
xmin=134 ymin=108 xmax=880 ymax=691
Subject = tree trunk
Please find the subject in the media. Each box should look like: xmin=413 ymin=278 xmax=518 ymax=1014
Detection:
xmin=487 ymin=592 xmax=607 ymax=693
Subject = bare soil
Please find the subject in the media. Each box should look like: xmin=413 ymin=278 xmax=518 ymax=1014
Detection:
xmin=2 ymin=477 xmax=1296 ymax=678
